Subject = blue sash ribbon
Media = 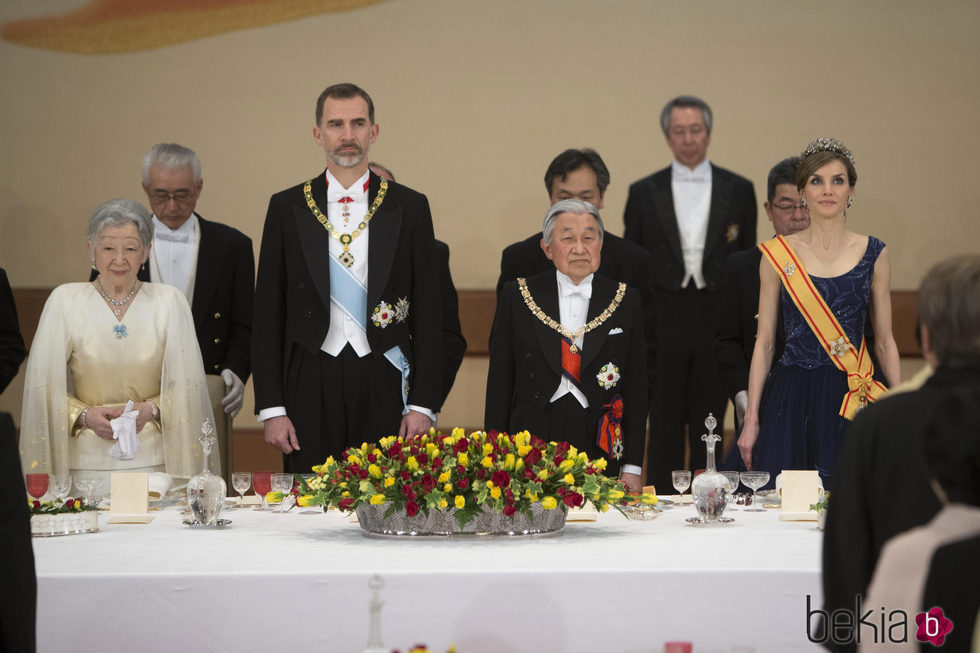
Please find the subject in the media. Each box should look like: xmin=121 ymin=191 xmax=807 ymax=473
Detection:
xmin=329 ymin=254 xmax=367 ymax=332
xmin=383 ymin=346 xmax=411 ymax=413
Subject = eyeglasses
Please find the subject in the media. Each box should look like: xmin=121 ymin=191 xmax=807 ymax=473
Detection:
xmin=772 ymin=203 xmax=805 ymax=212
xmin=149 ymin=190 xmax=195 ymax=203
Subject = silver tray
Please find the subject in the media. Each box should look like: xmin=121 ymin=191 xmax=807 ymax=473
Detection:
xmin=685 ymin=516 xmax=735 ymax=527
xmin=182 ymin=518 xmax=232 ymax=529
xmin=32 ymin=525 xmax=100 ymax=538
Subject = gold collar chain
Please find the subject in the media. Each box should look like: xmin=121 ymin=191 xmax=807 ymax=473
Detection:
xmin=303 ymin=177 xmax=388 ymax=267
xmin=516 ymin=277 xmax=626 ymax=353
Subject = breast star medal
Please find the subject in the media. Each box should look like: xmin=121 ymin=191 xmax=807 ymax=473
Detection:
xmin=394 ymin=297 xmax=410 ymax=323
xmin=726 ymin=223 xmax=740 ymax=244
xmin=303 ymin=178 xmax=388 ymax=268
xmin=596 ymin=363 xmax=620 ymax=390
xmin=372 ymin=301 xmax=394 ymax=328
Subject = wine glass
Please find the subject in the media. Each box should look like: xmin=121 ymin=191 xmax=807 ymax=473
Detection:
xmin=74 ymin=478 xmax=96 ymax=507
xmin=721 ymin=471 xmax=740 ymax=511
xmin=671 ymin=470 xmax=691 ymax=503
xmin=252 ymin=471 xmax=272 ymax=511
xmin=50 ymin=474 xmax=73 ymax=504
xmin=271 ymin=473 xmax=293 ymax=512
xmin=740 ymin=471 xmax=771 ymax=512
xmin=26 ymin=473 xmax=49 ymax=502
xmin=232 ymin=472 xmax=251 ymax=509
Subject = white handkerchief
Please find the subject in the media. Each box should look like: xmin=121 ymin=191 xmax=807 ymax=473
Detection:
xmin=608 ymin=327 xmax=624 ymax=335
xmin=109 ymin=400 xmax=140 ymax=460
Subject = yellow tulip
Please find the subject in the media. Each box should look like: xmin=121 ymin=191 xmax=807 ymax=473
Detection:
xmin=452 ymin=427 xmax=465 ymax=439
xmin=558 ymin=459 xmax=575 ymax=473
xmin=368 ymin=464 xmax=382 ymax=479
xmin=490 ymin=486 xmax=501 ymax=499
xmin=297 ymin=495 xmax=314 ymax=507
xmin=457 ymin=452 xmax=468 ymax=466
xmin=640 ymin=493 xmax=659 ymax=506
xmin=439 ymin=498 xmax=448 ymax=509
xmin=481 ymin=456 xmax=494 ymax=468
xmin=594 ymin=458 xmax=608 ymax=471
xmin=537 ymin=469 xmax=549 ymax=480
xmin=517 ymin=445 xmax=532 ymax=457
xmin=444 ymin=483 xmax=452 ymax=492
xmin=438 ymin=471 xmax=450 ymax=484
xmin=483 ymin=443 xmax=494 ymax=457
xmin=370 ymin=494 xmax=386 ymax=505
xmin=563 ymin=473 xmax=576 ymax=485
xmin=608 ymin=489 xmax=625 ymax=501
xmin=454 ymin=495 xmax=465 ymax=509
xmin=541 ymin=496 xmax=558 ymax=510
xmin=504 ymin=453 xmax=515 ymax=470
xmin=347 ymin=454 xmax=362 ymax=466
xmin=384 ymin=477 xmax=395 ymax=488
xmin=515 ymin=459 xmax=525 ymax=472
xmin=407 ymin=456 xmax=419 ymax=472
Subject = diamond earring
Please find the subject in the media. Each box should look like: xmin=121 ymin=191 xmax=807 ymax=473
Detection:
xmin=801 ymin=198 xmax=808 ymax=209
xmin=846 ymin=196 xmax=854 ymax=209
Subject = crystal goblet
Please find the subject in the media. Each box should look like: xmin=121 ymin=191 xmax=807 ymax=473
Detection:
xmin=50 ymin=474 xmax=73 ymax=503
xmin=232 ymin=472 xmax=251 ymax=509
xmin=271 ymin=473 xmax=294 ymax=512
xmin=671 ymin=470 xmax=692 ymax=503
xmin=740 ymin=471 xmax=770 ymax=512
xmin=721 ymin=471 xmax=740 ymax=511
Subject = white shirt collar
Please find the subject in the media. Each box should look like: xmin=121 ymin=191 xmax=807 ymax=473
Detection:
xmin=671 ymin=158 xmax=712 ymax=181
xmin=555 ymin=270 xmax=593 ymax=298
xmin=325 ymin=169 xmax=370 ymax=201
xmin=153 ymin=213 xmax=197 ymax=242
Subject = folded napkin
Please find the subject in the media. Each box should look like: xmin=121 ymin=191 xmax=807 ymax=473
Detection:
xmin=109 ymin=400 xmax=140 ymax=460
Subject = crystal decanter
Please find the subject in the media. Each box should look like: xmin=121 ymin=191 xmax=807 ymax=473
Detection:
xmin=187 ymin=419 xmax=226 ymax=525
xmin=690 ymin=413 xmax=730 ymax=522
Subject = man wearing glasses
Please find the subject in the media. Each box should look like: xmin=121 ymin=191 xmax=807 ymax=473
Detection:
xmin=139 ymin=143 xmax=254 ymax=483
xmin=714 ymin=157 xmax=807 ymax=433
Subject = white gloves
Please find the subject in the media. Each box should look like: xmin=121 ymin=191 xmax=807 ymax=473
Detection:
xmin=220 ymin=369 xmax=244 ymax=417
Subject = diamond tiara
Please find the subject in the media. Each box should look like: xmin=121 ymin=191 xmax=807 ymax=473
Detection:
xmin=801 ymin=137 xmax=855 ymax=166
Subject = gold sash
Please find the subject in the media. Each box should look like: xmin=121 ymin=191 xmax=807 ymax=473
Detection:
xmin=759 ymin=236 xmax=887 ymax=419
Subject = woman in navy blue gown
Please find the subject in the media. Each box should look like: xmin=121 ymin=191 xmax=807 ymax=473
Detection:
xmin=737 ymin=138 xmax=901 ymax=489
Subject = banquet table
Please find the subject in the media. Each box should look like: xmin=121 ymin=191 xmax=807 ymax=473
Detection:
xmin=33 ymin=499 xmax=823 ymax=653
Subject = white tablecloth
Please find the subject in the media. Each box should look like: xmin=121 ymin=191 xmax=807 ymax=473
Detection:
xmin=34 ymin=500 xmax=823 ymax=652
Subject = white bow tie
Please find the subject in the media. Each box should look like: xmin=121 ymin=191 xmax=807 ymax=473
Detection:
xmin=674 ymin=170 xmax=708 ymax=182
xmin=558 ymin=277 xmax=592 ymax=300
xmin=155 ymin=230 xmax=189 ymax=243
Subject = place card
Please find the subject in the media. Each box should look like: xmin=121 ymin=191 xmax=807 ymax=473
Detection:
xmin=778 ymin=470 xmax=821 ymax=521
xmin=106 ymin=472 xmax=154 ymax=524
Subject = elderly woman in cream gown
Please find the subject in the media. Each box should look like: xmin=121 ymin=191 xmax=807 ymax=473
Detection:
xmin=19 ymin=198 xmax=215 ymax=491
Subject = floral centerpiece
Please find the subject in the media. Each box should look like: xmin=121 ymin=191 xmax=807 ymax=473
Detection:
xmin=29 ymin=497 xmax=99 ymax=537
xmin=294 ymin=428 xmax=655 ymax=535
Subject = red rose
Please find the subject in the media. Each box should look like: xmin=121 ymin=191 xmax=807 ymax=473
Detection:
xmin=453 ymin=439 xmax=468 ymax=454
xmin=503 ymin=505 xmax=516 ymax=517
xmin=491 ymin=470 xmax=510 ymax=487
xmin=524 ymin=469 xmax=536 ymax=480
xmin=401 ymin=470 xmax=411 ymax=481
xmin=32 ymin=500 xmax=41 ymax=510
xmin=421 ymin=475 xmax=436 ymax=491
xmin=418 ymin=452 xmax=429 ymax=465
xmin=406 ymin=500 xmax=419 ymax=517
xmin=338 ymin=497 xmax=354 ymax=511
xmin=367 ymin=453 xmax=377 ymax=463
xmin=476 ymin=469 xmax=486 ymax=480
xmin=524 ymin=448 xmax=542 ymax=465
xmin=505 ymin=489 xmax=514 ymax=500
xmin=562 ymin=492 xmax=584 ymax=508
xmin=555 ymin=441 xmax=570 ymax=456
xmin=65 ymin=498 xmax=75 ymax=508
xmin=401 ymin=485 xmax=416 ymax=500
xmin=358 ymin=469 xmax=368 ymax=479
xmin=432 ymin=457 xmax=443 ymax=468
xmin=586 ymin=466 xmax=596 ymax=475
xmin=530 ymin=435 xmax=546 ymax=448
xmin=456 ymin=464 xmax=466 ymax=474
xmin=456 ymin=477 xmax=469 ymax=490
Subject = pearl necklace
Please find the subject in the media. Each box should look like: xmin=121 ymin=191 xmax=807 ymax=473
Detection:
xmin=96 ymin=278 xmax=139 ymax=316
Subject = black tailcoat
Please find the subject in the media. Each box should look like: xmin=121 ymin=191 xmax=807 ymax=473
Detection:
xmin=623 ymin=163 xmax=756 ymax=490
xmin=252 ymin=171 xmax=441 ymax=438
xmin=485 ymin=271 xmax=647 ymax=468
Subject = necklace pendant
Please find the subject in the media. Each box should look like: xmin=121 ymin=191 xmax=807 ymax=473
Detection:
xmin=569 ymin=344 xmax=578 ymax=353
xmin=339 ymin=250 xmax=355 ymax=267
xmin=113 ymin=324 xmax=127 ymax=339
xmin=113 ymin=308 xmax=121 ymax=316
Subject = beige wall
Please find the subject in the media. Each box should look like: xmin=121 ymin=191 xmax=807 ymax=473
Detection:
xmin=1 ymin=0 xmax=978 ymax=428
